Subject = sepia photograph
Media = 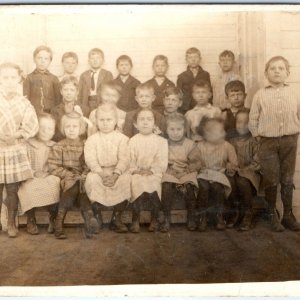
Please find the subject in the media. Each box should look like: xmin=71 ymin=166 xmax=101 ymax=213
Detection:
xmin=0 ymin=3 xmax=300 ymax=296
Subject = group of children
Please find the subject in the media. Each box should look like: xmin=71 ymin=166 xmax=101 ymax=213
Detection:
xmin=0 ymin=45 xmax=299 ymax=240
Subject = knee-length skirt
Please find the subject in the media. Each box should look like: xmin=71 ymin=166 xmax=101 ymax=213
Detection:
xmin=18 ymin=175 xmax=60 ymax=214
xmin=85 ymin=172 xmax=131 ymax=206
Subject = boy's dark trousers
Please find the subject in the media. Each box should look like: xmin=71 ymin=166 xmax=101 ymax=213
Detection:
xmin=55 ymin=181 xmax=96 ymax=238
xmin=259 ymin=134 xmax=300 ymax=231
xmin=0 ymin=183 xmax=19 ymax=236
xmin=161 ymin=182 xmax=197 ymax=230
xmin=197 ymin=179 xmax=225 ymax=229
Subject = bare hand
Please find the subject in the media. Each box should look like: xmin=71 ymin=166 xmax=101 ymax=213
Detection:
xmin=34 ymin=171 xmax=48 ymax=178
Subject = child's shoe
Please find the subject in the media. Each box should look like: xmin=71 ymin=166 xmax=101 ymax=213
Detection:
xmin=239 ymin=210 xmax=252 ymax=231
xmin=148 ymin=219 xmax=160 ymax=232
xmin=48 ymin=214 xmax=55 ymax=234
xmin=281 ymin=210 xmax=300 ymax=231
xmin=160 ymin=216 xmax=170 ymax=233
xmin=55 ymin=209 xmax=67 ymax=239
xmin=216 ymin=212 xmax=226 ymax=231
xmin=130 ymin=221 xmax=140 ymax=233
xmin=82 ymin=210 xmax=99 ymax=238
xmin=197 ymin=212 xmax=207 ymax=232
xmin=112 ymin=212 xmax=128 ymax=233
xmin=7 ymin=211 xmax=18 ymax=238
xmin=269 ymin=209 xmax=285 ymax=232
xmin=187 ymin=210 xmax=197 ymax=231
xmin=27 ymin=217 xmax=39 ymax=235
xmin=226 ymin=210 xmax=239 ymax=229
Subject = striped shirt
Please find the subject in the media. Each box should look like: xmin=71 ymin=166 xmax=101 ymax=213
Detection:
xmin=249 ymin=84 xmax=300 ymax=137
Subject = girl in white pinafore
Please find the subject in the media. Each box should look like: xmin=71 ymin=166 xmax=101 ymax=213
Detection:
xmin=84 ymin=104 xmax=131 ymax=233
xmin=18 ymin=113 xmax=60 ymax=235
xmin=129 ymin=108 xmax=168 ymax=233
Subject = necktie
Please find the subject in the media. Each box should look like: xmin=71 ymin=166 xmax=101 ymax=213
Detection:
xmin=91 ymin=71 xmax=96 ymax=91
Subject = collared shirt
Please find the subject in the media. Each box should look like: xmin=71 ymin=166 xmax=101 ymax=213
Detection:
xmin=249 ymin=84 xmax=300 ymax=137
xmin=23 ymin=69 xmax=61 ymax=113
xmin=185 ymin=103 xmax=222 ymax=140
xmin=90 ymin=69 xmax=101 ymax=96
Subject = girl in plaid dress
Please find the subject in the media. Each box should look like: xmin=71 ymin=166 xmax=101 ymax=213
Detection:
xmin=48 ymin=111 xmax=98 ymax=239
xmin=129 ymin=108 xmax=168 ymax=233
xmin=85 ymin=104 xmax=131 ymax=233
xmin=18 ymin=113 xmax=60 ymax=235
xmin=0 ymin=63 xmax=39 ymax=238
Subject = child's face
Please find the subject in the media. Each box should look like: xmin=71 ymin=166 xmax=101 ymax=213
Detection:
xmin=38 ymin=118 xmax=55 ymax=142
xmin=64 ymin=119 xmax=81 ymax=140
xmin=0 ymin=68 xmax=21 ymax=94
xmin=236 ymin=113 xmax=250 ymax=135
xmin=101 ymin=87 xmax=120 ymax=105
xmin=204 ymin=122 xmax=225 ymax=144
xmin=219 ymin=56 xmax=234 ymax=72
xmin=265 ymin=60 xmax=289 ymax=86
xmin=135 ymin=89 xmax=155 ymax=108
xmin=167 ymin=121 xmax=185 ymax=142
xmin=62 ymin=57 xmax=78 ymax=74
xmin=153 ymin=59 xmax=168 ymax=77
xmin=135 ymin=110 xmax=155 ymax=135
xmin=61 ymin=83 xmax=78 ymax=103
xmin=227 ymin=90 xmax=246 ymax=109
xmin=89 ymin=53 xmax=104 ymax=70
xmin=163 ymin=94 xmax=182 ymax=113
xmin=186 ymin=53 xmax=201 ymax=68
xmin=192 ymin=86 xmax=211 ymax=106
xmin=97 ymin=110 xmax=117 ymax=134
xmin=34 ymin=50 xmax=51 ymax=71
xmin=117 ymin=60 xmax=132 ymax=76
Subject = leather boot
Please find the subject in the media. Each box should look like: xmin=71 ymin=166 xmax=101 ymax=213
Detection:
xmin=92 ymin=202 xmax=103 ymax=234
xmin=198 ymin=211 xmax=207 ymax=232
xmin=281 ymin=184 xmax=300 ymax=231
xmin=112 ymin=211 xmax=128 ymax=233
xmin=7 ymin=210 xmax=18 ymax=238
xmin=55 ymin=209 xmax=67 ymax=239
xmin=160 ymin=215 xmax=171 ymax=233
xmin=130 ymin=208 xmax=140 ymax=233
xmin=269 ymin=209 xmax=285 ymax=232
xmin=48 ymin=211 xmax=56 ymax=234
xmin=239 ymin=209 xmax=252 ymax=231
xmin=82 ymin=209 xmax=99 ymax=238
xmin=216 ymin=211 xmax=226 ymax=231
xmin=27 ymin=208 xmax=39 ymax=235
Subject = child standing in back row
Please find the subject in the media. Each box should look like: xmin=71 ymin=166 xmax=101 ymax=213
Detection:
xmin=113 ymin=55 xmax=140 ymax=112
xmin=0 ymin=63 xmax=39 ymax=238
xmin=58 ymin=52 xmax=79 ymax=82
xmin=212 ymin=50 xmax=241 ymax=110
xmin=23 ymin=46 xmax=61 ymax=113
xmin=249 ymin=56 xmax=300 ymax=232
xmin=177 ymin=47 xmax=211 ymax=113
xmin=146 ymin=55 xmax=175 ymax=114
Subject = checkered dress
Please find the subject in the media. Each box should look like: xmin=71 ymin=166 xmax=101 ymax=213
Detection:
xmin=0 ymin=92 xmax=39 ymax=184
xmin=48 ymin=138 xmax=88 ymax=192
xmin=18 ymin=138 xmax=60 ymax=214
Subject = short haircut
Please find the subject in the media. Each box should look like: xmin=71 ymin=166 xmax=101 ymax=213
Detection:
xmin=61 ymin=51 xmax=78 ymax=63
xmin=186 ymin=47 xmax=201 ymax=57
xmin=265 ymin=56 xmax=290 ymax=73
xmin=60 ymin=111 xmax=86 ymax=137
xmin=197 ymin=116 xmax=224 ymax=137
xmin=153 ymin=55 xmax=169 ymax=67
xmin=88 ymin=48 xmax=104 ymax=59
xmin=116 ymin=55 xmax=133 ymax=67
xmin=96 ymin=103 xmax=118 ymax=127
xmin=225 ymin=80 xmax=246 ymax=96
xmin=192 ymin=80 xmax=212 ymax=93
xmin=37 ymin=112 xmax=56 ymax=125
xmin=164 ymin=86 xmax=183 ymax=100
xmin=33 ymin=45 xmax=53 ymax=61
xmin=219 ymin=50 xmax=235 ymax=60
xmin=60 ymin=76 xmax=79 ymax=90
xmin=166 ymin=113 xmax=187 ymax=129
xmin=136 ymin=82 xmax=155 ymax=95
xmin=101 ymin=81 xmax=122 ymax=95
xmin=133 ymin=108 xmax=156 ymax=123
xmin=0 ymin=62 xmax=23 ymax=76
